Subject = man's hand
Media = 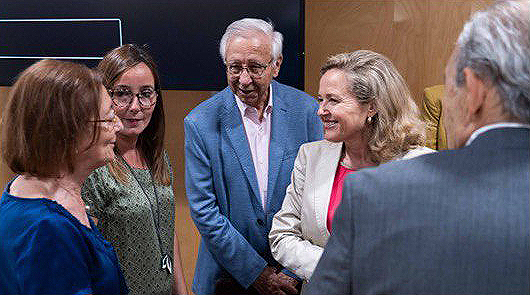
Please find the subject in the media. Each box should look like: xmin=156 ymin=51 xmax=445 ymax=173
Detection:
xmin=252 ymin=266 xmax=299 ymax=295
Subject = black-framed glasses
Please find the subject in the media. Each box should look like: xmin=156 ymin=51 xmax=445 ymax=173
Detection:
xmin=226 ymin=59 xmax=273 ymax=78
xmin=108 ymin=86 xmax=157 ymax=108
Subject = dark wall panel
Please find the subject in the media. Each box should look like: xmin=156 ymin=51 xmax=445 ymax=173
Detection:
xmin=0 ymin=0 xmax=304 ymax=90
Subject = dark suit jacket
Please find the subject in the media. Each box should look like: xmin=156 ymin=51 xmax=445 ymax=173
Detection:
xmin=185 ymin=81 xmax=322 ymax=295
xmin=305 ymin=127 xmax=529 ymax=294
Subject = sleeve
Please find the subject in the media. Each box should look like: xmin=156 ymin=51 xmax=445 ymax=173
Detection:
xmin=184 ymin=117 xmax=267 ymax=288
xmin=303 ymin=175 xmax=354 ymax=295
xmin=269 ymin=145 xmax=324 ymax=281
xmin=81 ymin=170 xmax=105 ymax=220
xmin=16 ymin=218 xmax=94 ymax=295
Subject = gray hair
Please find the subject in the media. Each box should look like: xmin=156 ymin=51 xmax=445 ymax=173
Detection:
xmin=219 ymin=18 xmax=283 ymax=63
xmin=455 ymin=0 xmax=530 ymax=122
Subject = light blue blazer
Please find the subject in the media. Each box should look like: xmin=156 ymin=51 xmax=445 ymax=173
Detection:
xmin=184 ymin=80 xmax=323 ymax=295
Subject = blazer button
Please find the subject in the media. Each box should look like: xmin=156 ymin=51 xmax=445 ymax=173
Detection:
xmin=256 ymin=219 xmax=264 ymax=226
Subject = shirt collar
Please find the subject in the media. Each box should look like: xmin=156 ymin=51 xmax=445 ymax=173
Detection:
xmin=465 ymin=122 xmax=530 ymax=146
xmin=235 ymin=84 xmax=273 ymax=118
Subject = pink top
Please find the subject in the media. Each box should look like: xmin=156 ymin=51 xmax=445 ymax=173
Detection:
xmin=327 ymin=164 xmax=355 ymax=233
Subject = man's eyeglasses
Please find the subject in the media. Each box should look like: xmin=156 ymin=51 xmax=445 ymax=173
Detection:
xmin=108 ymin=86 xmax=157 ymax=108
xmin=88 ymin=111 xmax=121 ymax=130
xmin=226 ymin=59 xmax=273 ymax=78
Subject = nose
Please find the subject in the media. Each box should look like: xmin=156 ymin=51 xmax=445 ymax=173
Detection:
xmin=128 ymin=95 xmax=141 ymax=113
xmin=115 ymin=116 xmax=124 ymax=132
xmin=317 ymin=100 xmax=327 ymax=116
xmin=238 ymin=68 xmax=253 ymax=86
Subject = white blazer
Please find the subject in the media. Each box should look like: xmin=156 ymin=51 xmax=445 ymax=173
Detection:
xmin=269 ymin=140 xmax=434 ymax=281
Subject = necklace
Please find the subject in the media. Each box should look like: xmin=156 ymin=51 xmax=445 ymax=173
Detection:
xmin=54 ymin=179 xmax=91 ymax=226
xmin=118 ymin=153 xmax=173 ymax=275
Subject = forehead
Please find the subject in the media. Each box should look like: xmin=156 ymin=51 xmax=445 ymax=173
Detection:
xmin=319 ymin=69 xmax=350 ymax=93
xmin=99 ymin=86 xmax=112 ymax=113
xmin=116 ymin=62 xmax=155 ymax=86
xmin=225 ymin=33 xmax=272 ymax=62
xmin=445 ymin=49 xmax=458 ymax=80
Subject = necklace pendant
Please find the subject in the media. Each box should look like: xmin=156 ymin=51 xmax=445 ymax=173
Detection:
xmin=161 ymin=254 xmax=173 ymax=275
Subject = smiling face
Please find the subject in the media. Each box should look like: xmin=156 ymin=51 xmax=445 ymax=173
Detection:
xmin=112 ymin=62 xmax=156 ymax=140
xmin=317 ymin=68 xmax=375 ymax=143
xmin=225 ymin=33 xmax=282 ymax=109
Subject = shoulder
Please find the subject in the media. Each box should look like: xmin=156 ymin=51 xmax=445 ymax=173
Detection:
xmin=273 ymin=81 xmax=317 ymax=108
xmin=299 ymin=140 xmax=341 ymax=155
xmin=185 ymin=87 xmax=233 ymax=123
xmin=400 ymin=146 xmax=436 ymax=160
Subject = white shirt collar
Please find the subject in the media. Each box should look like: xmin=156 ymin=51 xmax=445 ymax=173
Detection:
xmin=465 ymin=122 xmax=530 ymax=146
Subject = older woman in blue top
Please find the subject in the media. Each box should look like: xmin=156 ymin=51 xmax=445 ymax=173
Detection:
xmin=0 ymin=59 xmax=127 ymax=294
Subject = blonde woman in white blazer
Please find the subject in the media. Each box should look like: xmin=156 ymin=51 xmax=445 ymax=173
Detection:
xmin=269 ymin=50 xmax=434 ymax=283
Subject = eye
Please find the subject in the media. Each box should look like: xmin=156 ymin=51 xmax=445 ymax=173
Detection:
xmin=114 ymin=89 xmax=131 ymax=97
xmin=139 ymin=89 xmax=154 ymax=99
xmin=316 ymin=97 xmax=323 ymax=103
xmin=229 ymin=64 xmax=243 ymax=72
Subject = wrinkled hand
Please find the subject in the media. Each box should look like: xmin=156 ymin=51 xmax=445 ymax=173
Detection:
xmin=252 ymin=266 xmax=299 ymax=295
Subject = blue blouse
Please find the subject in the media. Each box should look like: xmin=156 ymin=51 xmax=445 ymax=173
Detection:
xmin=0 ymin=180 xmax=128 ymax=295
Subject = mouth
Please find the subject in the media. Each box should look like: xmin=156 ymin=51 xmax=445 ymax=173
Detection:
xmin=238 ymin=88 xmax=256 ymax=95
xmin=321 ymin=119 xmax=338 ymax=129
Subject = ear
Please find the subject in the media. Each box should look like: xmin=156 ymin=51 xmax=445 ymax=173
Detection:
xmin=272 ymin=55 xmax=283 ymax=78
xmin=463 ymin=67 xmax=487 ymax=116
xmin=367 ymin=101 xmax=377 ymax=118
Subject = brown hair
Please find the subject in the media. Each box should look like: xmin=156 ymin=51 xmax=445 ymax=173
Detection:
xmin=320 ymin=50 xmax=425 ymax=164
xmin=98 ymin=44 xmax=169 ymax=185
xmin=1 ymin=59 xmax=103 ymax=177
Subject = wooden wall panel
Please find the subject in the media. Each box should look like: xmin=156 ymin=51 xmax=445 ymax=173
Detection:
xmin=0 ymin=87 xmax=15 ymax=188
xmin=305 ymin=0 xmax=493 ymax=104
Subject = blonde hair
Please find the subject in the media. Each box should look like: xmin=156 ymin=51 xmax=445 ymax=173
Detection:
xmin=320 ymin=50 xmax=425 ymax=164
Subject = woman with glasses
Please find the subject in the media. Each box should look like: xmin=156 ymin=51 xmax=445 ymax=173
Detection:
xmin=0 ymin=59 xmax=127 ymax=294
xmin=82 ymin=44 xmax=187 ymax=295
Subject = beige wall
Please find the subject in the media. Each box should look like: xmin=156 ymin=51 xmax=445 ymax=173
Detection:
xmin=305 ymin=0 xmax=493 ymax=103
xmin=0 ymin=1 xmax=494 ymax=293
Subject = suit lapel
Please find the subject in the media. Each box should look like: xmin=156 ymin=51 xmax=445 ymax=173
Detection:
xmin=314 ymin=141 xmax=343 ymax=238
xmin=266 ymin=82 xmax=287 ymax=211
xmin=222 ymin=92 xmax=261 ymax=202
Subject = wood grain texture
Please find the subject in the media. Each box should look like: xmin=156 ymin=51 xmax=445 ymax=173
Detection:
xmin=305 ymin=0 xmax=493 ymax=104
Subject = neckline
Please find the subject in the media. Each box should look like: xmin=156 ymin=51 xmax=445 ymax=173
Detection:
xmin=3 ymin=189 xmax=95 ymax=232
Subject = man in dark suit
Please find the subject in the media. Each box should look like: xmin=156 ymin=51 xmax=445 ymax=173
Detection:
xmin=185 ymin=18 xmax=322 ymax=295
xmin=304 ymin=1 xmax=530 ymax=294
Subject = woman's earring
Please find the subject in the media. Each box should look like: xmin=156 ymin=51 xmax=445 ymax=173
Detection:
xmin=366 ymin=116 xmax=372 ymax=124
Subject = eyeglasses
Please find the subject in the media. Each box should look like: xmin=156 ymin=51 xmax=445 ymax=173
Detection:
xmin=88 ymin=112 xmax=121 ymax=130
xmin=108 ymin=86 xmax=157 ymax=108
xmin=226 ymin=59 xmax=273 ymax=78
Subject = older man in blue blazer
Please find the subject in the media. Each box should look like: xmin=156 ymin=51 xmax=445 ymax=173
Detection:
xmin=305 ymin=1 xmax=530 ymax=294
xmin=185 ymin=18 xmax=322 ymax=295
